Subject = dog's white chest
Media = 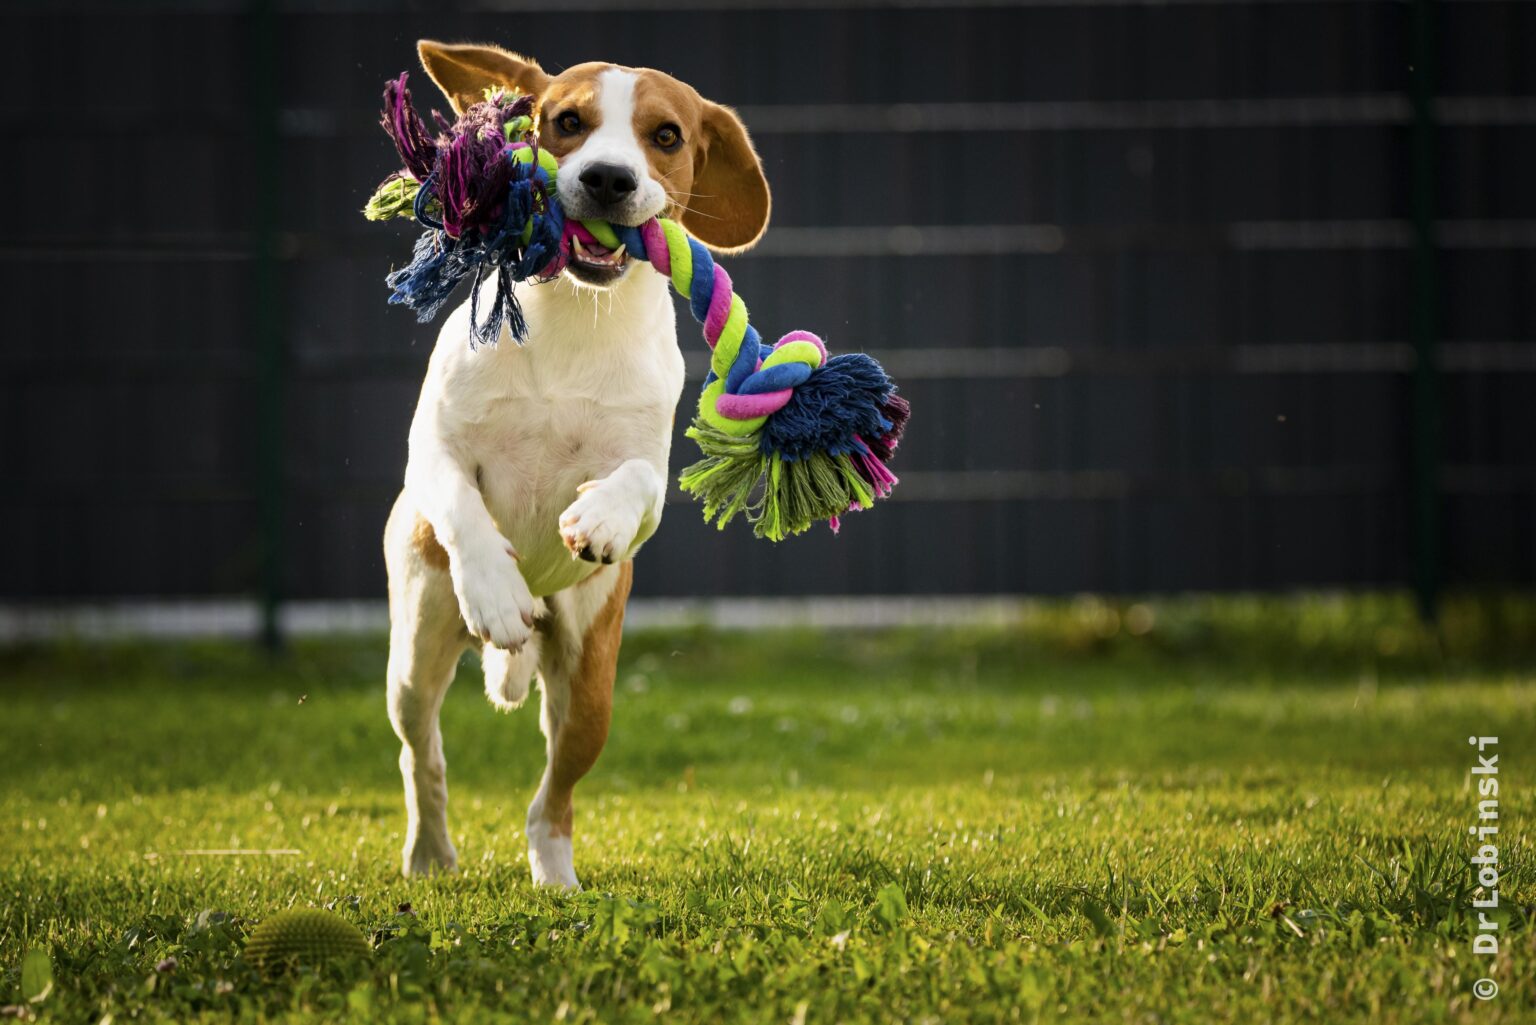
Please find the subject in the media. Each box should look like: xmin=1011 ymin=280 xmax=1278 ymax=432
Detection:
xmin=477 ymin=394 xmax=648 ymax=594
xmin=428 ymin=271 xmax=685 ymax=595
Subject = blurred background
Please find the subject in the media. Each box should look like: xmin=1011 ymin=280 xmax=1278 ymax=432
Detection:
xmin=0 ymin=0 xmax=1532 ymax=643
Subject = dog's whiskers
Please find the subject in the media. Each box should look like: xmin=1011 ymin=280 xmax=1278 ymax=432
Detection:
xmin=655 ymin=168 xmax=718 ymax=202
xmin=668 ymin=199 xmax=721 ymax=221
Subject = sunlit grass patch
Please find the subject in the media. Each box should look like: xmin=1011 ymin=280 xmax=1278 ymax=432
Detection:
xmin=2 ymin=605 xmax=1532 ymax=1023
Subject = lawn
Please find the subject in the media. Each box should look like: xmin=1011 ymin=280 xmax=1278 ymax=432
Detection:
xmin=2 ymin=595 xmax=1533 ymax=1023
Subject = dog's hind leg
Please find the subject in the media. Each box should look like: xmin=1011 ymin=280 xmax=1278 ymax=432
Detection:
xmin=525 ymin=561 xmax=632 ymax=889
xmin=385 ymin=495 xmax=471 ymax=876
xmin=482 ymin=639 xmax=541 ymax=711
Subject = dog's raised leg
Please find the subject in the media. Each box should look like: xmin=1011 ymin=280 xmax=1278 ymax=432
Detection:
xmin=525 ymin=562 xmax=632 ymax=889
xmin=384 ymin=498 xmax=471 ymax=876
xmin=405 ymin=424 xmax=537 ymax=652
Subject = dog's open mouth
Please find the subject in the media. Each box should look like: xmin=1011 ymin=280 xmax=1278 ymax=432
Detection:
xmin=564 ymin=236 xmax=630 ymax=287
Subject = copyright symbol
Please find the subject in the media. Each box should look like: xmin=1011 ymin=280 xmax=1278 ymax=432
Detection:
xmin=1473 ymin=978 xmax=1498 ymax=1001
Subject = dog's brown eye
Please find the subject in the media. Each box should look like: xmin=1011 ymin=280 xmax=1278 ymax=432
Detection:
xmin=556 ymin=111 xmax=582 ymax=135
xmin=653 ymin=124 xmax=682 ymax=151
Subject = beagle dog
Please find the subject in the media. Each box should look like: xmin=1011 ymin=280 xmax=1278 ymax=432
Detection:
xmin=382 ymin=42 xmax=770 ymax=889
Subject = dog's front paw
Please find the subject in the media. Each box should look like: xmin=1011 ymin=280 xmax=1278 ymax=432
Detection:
xmin=558 ymin=480 xmax=642 ymax=565
xmin=451 ymin=540 xmax=535 ymax=650
xmin=402 ymin=833 xmax=458 ymax=877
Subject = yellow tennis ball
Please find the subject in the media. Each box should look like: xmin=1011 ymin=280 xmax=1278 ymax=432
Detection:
xmin=245 ymin=909 xmax=370 ymax=972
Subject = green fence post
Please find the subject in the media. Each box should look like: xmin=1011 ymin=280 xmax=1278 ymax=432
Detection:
xmin=1409 ymin=0 xmax=1441 ymax=623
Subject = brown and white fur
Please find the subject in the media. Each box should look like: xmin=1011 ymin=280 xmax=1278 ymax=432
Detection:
xmin=383 ymin=42 xmax=770 ymax=888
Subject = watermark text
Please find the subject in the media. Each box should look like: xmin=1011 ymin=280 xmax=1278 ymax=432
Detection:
xmin=1468 ymin=734 xmax=1499 ymax=1002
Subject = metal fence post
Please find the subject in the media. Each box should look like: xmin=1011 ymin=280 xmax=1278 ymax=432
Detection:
xmin=251 ymin=0 xmax=285 ymax=650
xmin=1409 ymin=0 xmax=1442 ymax=622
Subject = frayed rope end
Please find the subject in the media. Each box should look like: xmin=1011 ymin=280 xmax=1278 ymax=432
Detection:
xmin=680 ymin=419 xmax=887 ymax=542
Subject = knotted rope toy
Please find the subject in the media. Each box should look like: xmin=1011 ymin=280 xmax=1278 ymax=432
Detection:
xmin=365 ymin=74 xmax=909 ymax=540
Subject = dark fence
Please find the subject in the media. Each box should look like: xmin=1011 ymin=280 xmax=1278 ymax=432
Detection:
xmin=1 ymin=1 xmax=1532 ymax=613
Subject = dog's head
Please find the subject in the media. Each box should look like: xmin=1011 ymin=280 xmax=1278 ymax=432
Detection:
xmin=417 ymin=41 xmax=771 ymax=288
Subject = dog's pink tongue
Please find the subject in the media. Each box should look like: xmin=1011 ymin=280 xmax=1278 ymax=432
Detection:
xmin=563 ymin=221 xmax=610 ymax=256
xmin=534 ymin=221 xmax=596 ymax=276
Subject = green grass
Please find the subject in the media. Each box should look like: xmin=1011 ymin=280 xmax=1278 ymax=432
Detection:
xmin=2 ymin=595 xmax=1533 ymax=1023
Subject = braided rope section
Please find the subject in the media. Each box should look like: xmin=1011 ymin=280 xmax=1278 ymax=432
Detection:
xmin=366 ymin=74 xmax=909 ymax=541
xmin=595 ymin=218 xmax=908 ymax=539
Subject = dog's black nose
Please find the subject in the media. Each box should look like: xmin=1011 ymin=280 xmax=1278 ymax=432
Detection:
xmin=578 ymin=163 xmax=638 ymax=207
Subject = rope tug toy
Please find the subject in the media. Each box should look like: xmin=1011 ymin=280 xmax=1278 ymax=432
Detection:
xmin=365 ymin=75 xmax=910 ymax=541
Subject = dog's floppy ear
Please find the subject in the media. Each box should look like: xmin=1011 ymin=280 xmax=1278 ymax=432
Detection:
xmin=682 ymin=102 xmax=771 ymax=253
xmin=416 ymin=40 xmax=551 ymax=115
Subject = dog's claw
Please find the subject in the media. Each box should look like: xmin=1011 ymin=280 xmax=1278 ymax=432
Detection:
xmin=559 ymin=475 xmax=643 ymax=569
